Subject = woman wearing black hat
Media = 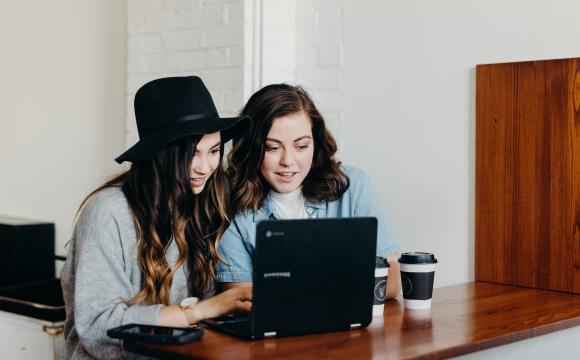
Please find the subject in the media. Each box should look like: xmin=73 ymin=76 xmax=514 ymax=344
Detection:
xmin=60 ymin=76 xmax=251 ymax=359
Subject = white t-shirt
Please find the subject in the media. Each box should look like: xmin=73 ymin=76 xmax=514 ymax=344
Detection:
xmin=269 ymin=188 xmax=308 ymax=219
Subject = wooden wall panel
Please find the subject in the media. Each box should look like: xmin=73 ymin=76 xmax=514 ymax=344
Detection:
xmin=476 ymin=58 xmax=580 ymax=293
xmin=573 ymin=66 xmax=580 ymax=293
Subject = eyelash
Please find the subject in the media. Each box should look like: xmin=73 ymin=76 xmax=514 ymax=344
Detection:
xmin=194 ymin=148 xmax=220 ymax=157
xmin=265 ymin=145 xmax=309 ymax=152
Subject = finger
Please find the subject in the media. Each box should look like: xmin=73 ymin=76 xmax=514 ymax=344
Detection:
xmin=236 ymin=300 xmax=252 ymax=313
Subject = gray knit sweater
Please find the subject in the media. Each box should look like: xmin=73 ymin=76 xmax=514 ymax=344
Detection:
xmin=60 ymin=187 xmax=190 ymax=359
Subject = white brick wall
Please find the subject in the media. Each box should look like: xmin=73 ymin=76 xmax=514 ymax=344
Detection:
xmin=126 ymin=0 xmax=247 ymax=148
xmin=125 ymin=0 xmax=345 ymax=151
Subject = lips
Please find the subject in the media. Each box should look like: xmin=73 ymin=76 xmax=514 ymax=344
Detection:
xmin=274 ymin=171 xmax=298 ymax=182
xmin=190 ymin=176 xmax=207 ymax=187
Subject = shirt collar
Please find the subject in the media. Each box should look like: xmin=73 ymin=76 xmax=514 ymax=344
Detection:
xmin=305 ymin=199 xmax=326 ymax=210
xmin=252 ymin=193 xmax=326 ymax=222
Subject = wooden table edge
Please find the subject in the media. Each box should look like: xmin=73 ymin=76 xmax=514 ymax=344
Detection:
xmin=415 ymin=317 xmax=580 ymax=360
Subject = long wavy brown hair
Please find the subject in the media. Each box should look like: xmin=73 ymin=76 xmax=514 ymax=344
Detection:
xmin=79 ymin=135 xmax=229 ymax=304
xmin=227 ymin=84 xmax=349 ymax=214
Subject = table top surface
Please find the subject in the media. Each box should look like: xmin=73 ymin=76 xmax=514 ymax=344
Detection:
xmin=126 ymin=282 xmax=580 ymax=360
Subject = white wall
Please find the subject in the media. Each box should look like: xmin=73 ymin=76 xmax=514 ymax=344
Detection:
xmin=261 ymin=0 xmax=295 ymax=85
xmin=342 ymin=0 xmax=580 ymax=287
xmin=261 ymin=0 xmax=346 ymax=151
xmin=0 ymin=1 xmax=127 ymax=259
xmin=294 ymin=0 xmax=345 ymax=151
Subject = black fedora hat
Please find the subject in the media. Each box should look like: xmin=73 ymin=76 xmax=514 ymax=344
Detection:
xmin=115 ymin=76 xmax=250 ymax=163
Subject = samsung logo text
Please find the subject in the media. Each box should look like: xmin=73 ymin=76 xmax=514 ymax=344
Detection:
xmin=263 ymin=272 xmax=291 ymax=279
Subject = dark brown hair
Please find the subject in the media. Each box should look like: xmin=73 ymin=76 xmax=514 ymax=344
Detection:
xmin=227 ymin=84 xmax=349 ymax=213
xmin=78 ymin=135 xmax=229 ymax=304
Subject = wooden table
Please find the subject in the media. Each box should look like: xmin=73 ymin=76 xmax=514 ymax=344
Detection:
xmin=126 ymin=282 xmax=580 ymax=359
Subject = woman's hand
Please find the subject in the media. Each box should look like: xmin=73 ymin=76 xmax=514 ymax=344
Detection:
xmin=157 ymin=287 xmax=252 ymax=327
xmin=192 ymin=286 xmax=252 ymax=322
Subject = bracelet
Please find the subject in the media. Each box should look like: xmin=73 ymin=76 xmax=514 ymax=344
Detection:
xmin=179 ymin=297 xmax=199 ymax=325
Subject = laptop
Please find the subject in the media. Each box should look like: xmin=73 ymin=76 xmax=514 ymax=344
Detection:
xmin=203 ymin=217 xmax=378 ymax=339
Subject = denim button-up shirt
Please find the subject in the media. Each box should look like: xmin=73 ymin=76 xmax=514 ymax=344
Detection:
xmin=216 ymin=165 xmax=400 ymax=282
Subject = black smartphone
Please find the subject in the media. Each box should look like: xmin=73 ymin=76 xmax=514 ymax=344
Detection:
xmin=107 ymin=324 xmax=204 ymax=344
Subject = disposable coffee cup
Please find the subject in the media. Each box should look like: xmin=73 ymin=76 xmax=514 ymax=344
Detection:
xmin=398 ymin=252 xmax=437 ymax=310
xmin=373 ymin=257 xmax=390 ymax=316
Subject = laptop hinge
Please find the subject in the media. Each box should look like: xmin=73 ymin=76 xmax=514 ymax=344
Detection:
xmin=350 ymin=323 xmax=362 ymax=328
xmin=264 ymin=331 xmax=277 ymax=337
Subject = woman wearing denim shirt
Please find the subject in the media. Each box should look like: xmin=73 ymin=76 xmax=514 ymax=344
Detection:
xmin=217 ymin=84 xmax=401 ymax=298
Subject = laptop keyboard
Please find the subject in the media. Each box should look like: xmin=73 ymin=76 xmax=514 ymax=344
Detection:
xmin=222 ymin=319 xmax=252 ymax=334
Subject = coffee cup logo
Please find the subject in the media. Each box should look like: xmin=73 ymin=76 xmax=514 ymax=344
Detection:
xmin=402 ymin=274 xmax=413 ymax=296
xmin=374 ymin=279 xmax=387 ymax=302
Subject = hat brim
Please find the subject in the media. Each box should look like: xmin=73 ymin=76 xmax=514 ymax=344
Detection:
xmin=115 ymin=116 xmax=250 ymax=164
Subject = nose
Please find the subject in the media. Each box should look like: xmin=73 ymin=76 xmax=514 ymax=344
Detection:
xmin=193 ymin=154 xmax=211 ymax=175
xmin=279 ymin=148 xmax=294 ymax=167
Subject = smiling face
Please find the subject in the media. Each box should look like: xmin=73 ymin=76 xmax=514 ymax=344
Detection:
xmin=260 ymin=111 xmax=314 ymax=193
xmin=190 ymin=131 xmax=221 ymax=194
